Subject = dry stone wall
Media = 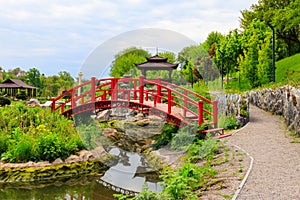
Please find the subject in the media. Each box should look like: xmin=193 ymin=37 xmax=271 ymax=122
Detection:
xmin=247 ymin=85 xmax=300 ymax=134
xmin=215 ymin=93 xmax=250 ymax=127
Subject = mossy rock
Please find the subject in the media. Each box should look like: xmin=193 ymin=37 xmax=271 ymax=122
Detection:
xmin=0 ymin=154 xmax=118 ymax=185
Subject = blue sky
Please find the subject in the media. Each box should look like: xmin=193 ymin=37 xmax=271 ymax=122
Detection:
xmin=0 ymin=0 xmax=257 ymax=78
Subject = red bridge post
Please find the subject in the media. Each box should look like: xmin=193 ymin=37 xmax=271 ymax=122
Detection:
xmin=213 ymin=100 xmax=218 ymax=128
xmin=183 ymin=90 xmax=187 ymax=118
xmin=139 ymin=76 xmax=144 ymax=104
xmin=111 ymin=78 xmax=118 ymax=100
xmin=91 ymin=77 xmax=96 ymax=103
xmin=51 ymin=98 xmax=55 ymax=112
xmin=168 ymin=89 xmax=171 ymax=114
xmin=157 ymin=78 xmax=161 ymax=103
xmin=198 ymin=101 xmax=204 ymax=126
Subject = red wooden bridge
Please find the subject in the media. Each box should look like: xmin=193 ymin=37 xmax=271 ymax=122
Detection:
xmin=51 ymin=76 xmax=224 ymax=134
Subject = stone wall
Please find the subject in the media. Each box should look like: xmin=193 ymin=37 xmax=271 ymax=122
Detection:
xmin=247 ymin=85 xmax=300 ymax=134
xmin=215 ymin=93 xmax=250 ymax=127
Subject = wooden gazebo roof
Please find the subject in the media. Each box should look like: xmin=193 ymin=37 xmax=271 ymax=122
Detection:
xmin=135 ymin=55 xmax=178 ymax=70
xmin=0 ymin=79 xmax=37 ymax=89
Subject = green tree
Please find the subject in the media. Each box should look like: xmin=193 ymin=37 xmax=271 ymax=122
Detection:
xmin=26 ymin=68 xmax=41 ymax=88
xmin=240 ymin=0 xmax=300 ymax=56
xmin=238 ymin=21 xmax=272 ymax=88
xmin=110 ymin=47 xmax=150 ymax=78
xmin=202 ymin=31 xmax=224 ymax=57
xmin=215 ymin=29 xmax=243 ymax=77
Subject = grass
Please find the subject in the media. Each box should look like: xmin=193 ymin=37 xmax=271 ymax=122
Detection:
xmin=276 ymin=53 xmax=300 ymax=85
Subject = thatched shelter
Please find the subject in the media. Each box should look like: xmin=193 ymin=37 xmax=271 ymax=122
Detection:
xmin=0 ymin=79 xmax=37 ymax=98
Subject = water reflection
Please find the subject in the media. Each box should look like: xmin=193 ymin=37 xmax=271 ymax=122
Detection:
xmin=0 ymin=147 xmax=161 ymax=200
xmin=101 ymin=147 xmax=162 ymax=193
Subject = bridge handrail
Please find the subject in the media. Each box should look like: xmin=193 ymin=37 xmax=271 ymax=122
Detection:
xmin=159 ymin=80 xmax=212 ymax=104
xmin=51 ymin=76 xmax=218 ymax=127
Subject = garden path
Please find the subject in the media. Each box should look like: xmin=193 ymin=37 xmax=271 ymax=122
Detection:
xmin=226 ymin=105 xmax=300 ymax=199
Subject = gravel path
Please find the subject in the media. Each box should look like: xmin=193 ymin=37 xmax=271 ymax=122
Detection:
xmin=227 ymin=105 xmax=300 ymax=200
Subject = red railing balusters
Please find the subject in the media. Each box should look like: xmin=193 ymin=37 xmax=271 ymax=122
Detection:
xmin=213 ymin=100 xmax=218 ymax=128
xmin=139 ymin=76 xmax=144 ymax=104
xmin=198 ymin=101 xmax=204 ymax=126
xmin=157 ymin=78 xmax=161 ymax=103
xmin=184 ymin=90 xmax=187 ymax=118
xmin=51 ymin=77 xmax=219 ymax=129
xmin=91 ymin=77 xmax=96 ymax=103
xmin=168 ymin=89 xmax=171 ymax=114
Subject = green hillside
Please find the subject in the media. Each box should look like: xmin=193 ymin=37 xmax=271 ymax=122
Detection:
xmin=276 ymin=53 xmax=300 ymax=84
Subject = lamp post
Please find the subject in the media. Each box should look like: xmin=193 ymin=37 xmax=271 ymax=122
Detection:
xmin=218 ymin=50 xmax=224 ymax=89
xmin=267 ymin=23 xmax=275 ymax=82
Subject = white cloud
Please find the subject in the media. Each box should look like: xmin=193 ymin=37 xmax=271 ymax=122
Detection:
xmin=0 ymin=0 xmax=258 ymax=77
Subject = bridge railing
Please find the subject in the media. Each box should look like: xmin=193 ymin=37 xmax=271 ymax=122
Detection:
xmin=51 ymin=76 xmax=218 ymax=127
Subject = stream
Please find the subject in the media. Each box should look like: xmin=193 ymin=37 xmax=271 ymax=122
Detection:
xmin=0 ymin=147 xmax=162 ymax=200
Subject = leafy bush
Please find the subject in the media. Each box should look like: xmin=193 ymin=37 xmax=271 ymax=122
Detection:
xmin=170 ymin=124 xmax=197 ymax=151
xmin=188 ymin=138 xmax=220 ymax=162
xmin=219 ymin=115 xmax=240 ymax=130
xmin=0 ymin=103 xmax=84 ymax=163
xmin=151 ymin=123 xmax=178 ymax=150
xmin=16 ymin=91 xmax=27 ymax=100
xmin=0 ymin=134 xmax=9 ymax=155
xmin=0 ymin=96 xmax=11 ymax=106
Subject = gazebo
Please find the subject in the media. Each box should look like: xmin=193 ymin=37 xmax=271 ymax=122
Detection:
xmin=135 ymin=55 xmax=178 ymax=82
xmin=0 ymin=79 xmax=37 ymax=98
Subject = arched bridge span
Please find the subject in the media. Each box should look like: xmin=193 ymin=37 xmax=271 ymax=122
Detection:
xmin=51 ymin=76 xmax=220 ymax=128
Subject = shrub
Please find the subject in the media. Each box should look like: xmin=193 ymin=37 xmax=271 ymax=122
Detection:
xmin=0 ymin=134 xmax=9 ymax=156
xmin=0 ymin=96 xmax=11 ymax=106
xmin=170 ymin=126 xmax=197 ymax=151
xmin=188 ymin=138 xmax=220 ymax=162
xmin=16 ymin=91 xmax=27 ymax=100
xmin=219 ymin=115 xmax=240 ymax=130
xmin=0 ymin=103 xmax=85 ymax=163
xmin=151 ymin=123 xmax=178 ymax=150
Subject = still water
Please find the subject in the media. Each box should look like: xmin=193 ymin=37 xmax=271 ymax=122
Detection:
xmin=0 ymin=148 xmax=161 ymax=200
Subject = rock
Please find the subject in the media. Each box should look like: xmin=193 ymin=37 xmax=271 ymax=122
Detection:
xmin=77 ymin=150 xmax=94 ymax=161
xmin=248 ymin=85 xmax=300 ymax=134
xmin=22 ymin=161 xmax=35 ymax=168
xmin=136 ymin=119 xmax=150 ymax=126
xmin=103 ymin=128 xmax=119 ymax=140
xmin=65 ymin=155 xmax=80 ymax=164
xmin=96 ymin=109 xmax=111 ymax=120
xmin=35 ymin=161 xmax=51 ymax=167
xmin=91 ymin=146 xmax=107 ymax=160
xmin=52 ymin=158 xmax=63 ymax=165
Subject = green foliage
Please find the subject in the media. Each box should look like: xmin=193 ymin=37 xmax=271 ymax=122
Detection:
xmin=16 ymin=91 xmax=27 ymax=100
xmin=215 ymin=29 xmax=243 ymax=77
xmin=219 ymin=115 xmax=240 ymax=130
xmin=202 ymin=31 xmax=224 ymax=55
xmin=77 ymin=123 xmax=103 ymax=150
xmin=0 ymin=103 xmax=84 ymax=163
xmin=0 ymin=96 xmax=11 ymax=106
xmin=170 ymin=124 xmax=197 ymax=151
xmin=116 ymin=138 xmax=220 ymax=200
xmin=238 ymin=21 xmax=272 ymax=88
xmin=26 ymin=68 xmax=41 ymax=88
xmin=240 ymin=0 xmax=300 ymax=56
xmin=151 ymin=123 xmax=178 ymax=150
xmin=110 ymin=47 xmax=150 ymax=78
xmin=188 ymin=138 xmax=220 ymax=162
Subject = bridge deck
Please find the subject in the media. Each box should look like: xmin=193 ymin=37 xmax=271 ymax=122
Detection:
xmin=131 ymin=99 xmax=196 ymax=124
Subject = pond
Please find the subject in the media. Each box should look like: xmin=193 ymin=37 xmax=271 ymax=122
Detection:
xmin=0 ymin=147 xmax=162 ymax=200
